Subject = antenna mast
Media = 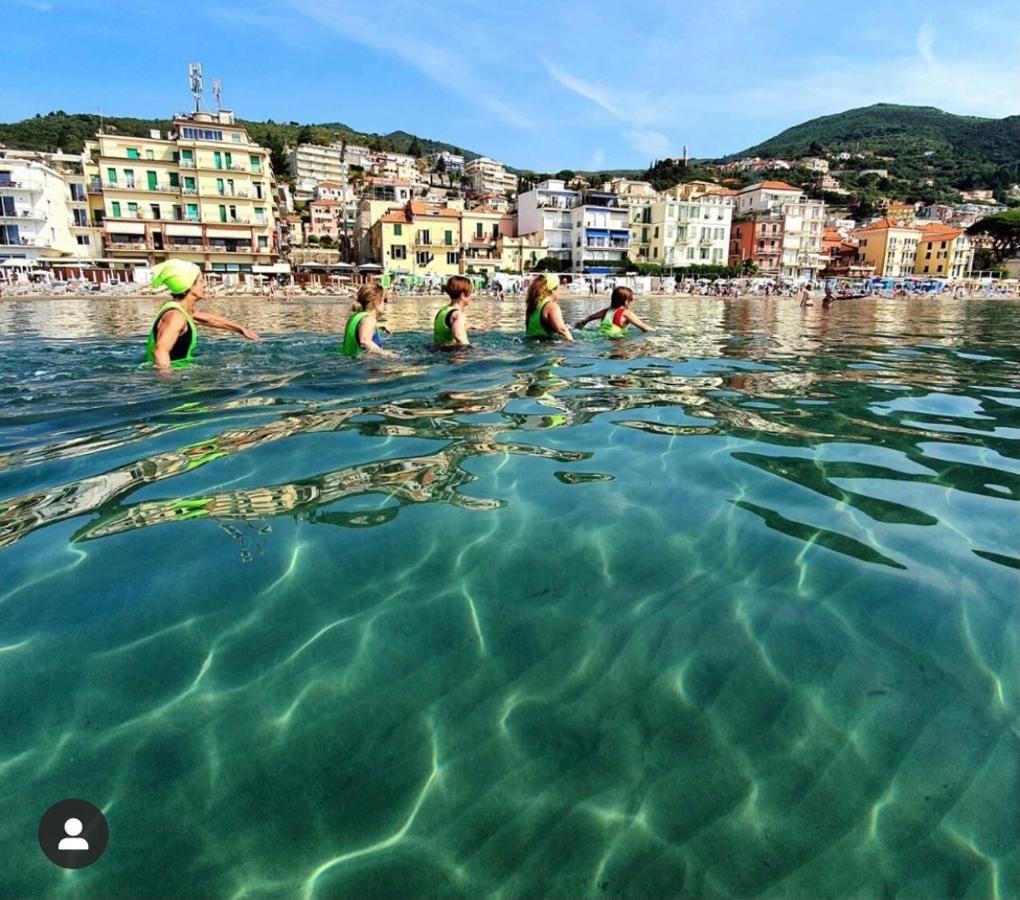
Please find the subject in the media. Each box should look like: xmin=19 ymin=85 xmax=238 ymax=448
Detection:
xmin=213 ymin=79 xmax=222 ymax=112
xmin=188 ymin=63 xmax=204 ymax=113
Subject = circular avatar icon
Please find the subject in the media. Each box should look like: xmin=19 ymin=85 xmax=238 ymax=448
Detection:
xmin=38 ymin=799 xmax=109 ymax=869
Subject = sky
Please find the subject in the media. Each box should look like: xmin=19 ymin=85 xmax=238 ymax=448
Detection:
xmin=7 ymin=0 xmax=1020 ymax=171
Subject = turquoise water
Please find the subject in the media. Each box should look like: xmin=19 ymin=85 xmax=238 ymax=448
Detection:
xmin=1 ymin=295 xmax=1018 ymax=898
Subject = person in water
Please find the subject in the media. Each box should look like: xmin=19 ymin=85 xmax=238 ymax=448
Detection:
xmin=342 ymin=283 xmax=394 ymax=357
xmin=573 ymin=286 xmax=653 ymax=336
xmin=147 ymin=259 xmax=260 ymax=369
xmin=434 ymin=275 xmax=473 ymax=347
xmin=525 ymin=273 xmax=573 ymax=341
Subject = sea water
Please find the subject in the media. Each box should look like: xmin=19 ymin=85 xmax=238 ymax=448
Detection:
xmin=0 ymin=295 xmax=1017 ymax=897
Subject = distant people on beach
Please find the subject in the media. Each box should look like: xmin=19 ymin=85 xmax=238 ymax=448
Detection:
xmin=525 ymin=273 xmax=574 ymax=341
xmin=341 ymin=283 xmax=395 ymax=357
xmin=434 ymin=275 xmax=472 ymax=348
xmin=147 ymin=260 xmax=261 ymax=370
xmin=574 ymin=286 xmax=654 ymax=336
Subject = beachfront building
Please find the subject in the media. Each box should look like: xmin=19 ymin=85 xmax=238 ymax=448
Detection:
xmin=464 ymin=157 xmax=517 ymax=197
xmin=460 ymin=206 xmax=503 ymax=278
xmin=855 ymin=219 xmax=922 ymax=277
xmin=498 ymin=233 xmax=549 ymax=274
xmin=371 ymin=201 xmax=462 ymax=278
xmin=516 ymin=179 xmax=578 ymax=266
xmin=314 ymin=182 xmax=357 ymax=238
xmin=914 ymin=224 xmax=973 ymax=278
xmin=728 ymin=180 xmax=825 ymax=279
xmin=83 ymin=109 xmax=278 ymax=275
xmin=602 ymin=178 xmax=657 ymax=205
xmin=570 ymin=189 xmax=629 ymax=272
xmin=0 ymin=152 xmax=99 ymax=263
xmin=354 ymin=179 xmax=416 ymax=263
xmin=630 ymin=193 xmax=733 ymax=268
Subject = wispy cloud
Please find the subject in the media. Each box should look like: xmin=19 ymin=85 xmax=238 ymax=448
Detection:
xmin=627 ymin=130 xmax=671 ymax=160
xmin=917 ymin=22 xmax=936 ymax=67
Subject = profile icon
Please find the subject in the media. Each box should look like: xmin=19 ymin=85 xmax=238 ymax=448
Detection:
xmin=58 ymin=817 xmax=89 ymax=851
xmin=38 ymin=799 xmax=108 ymax=869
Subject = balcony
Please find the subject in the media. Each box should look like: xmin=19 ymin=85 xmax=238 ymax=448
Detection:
xmin=228 ymin=164 xmax=247 ymax=172
xmin=0 ymin=180 xmax=43 ymax=192
xmin=180 ymin=160 xmax=196 ymax=168
xmin=0 ymin=236 xmax=52 ymax=248
xmin=105 ymin=240 xmax=148 ymax=250
xmin=0 ymin=209 xmax=44 ymax=221
xmin=182 ymin=187 xmax=199 ymax=196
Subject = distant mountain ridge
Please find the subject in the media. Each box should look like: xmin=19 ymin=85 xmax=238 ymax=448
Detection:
xmin=728 ymin=103 xmax=1019 ymax=167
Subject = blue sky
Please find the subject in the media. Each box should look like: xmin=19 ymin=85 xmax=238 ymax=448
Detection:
xmin=8 ymin=0 xmax=1020 ymax=171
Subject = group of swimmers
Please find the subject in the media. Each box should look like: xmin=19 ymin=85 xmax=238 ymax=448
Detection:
xmin=145 ymin=259 xmax=654 ymax=369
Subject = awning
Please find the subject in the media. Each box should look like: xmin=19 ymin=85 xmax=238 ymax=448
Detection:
xmin=104 ymin=221 xmax=145 ymax=235
xmin=586 ymin=228 xmax=609 ymax=237
xmin=357 ymin=263 xmax=383 ymax=271
xmin=1 ymin=257 xmax=37 ymax=267
xmin=252 ymin=263 xmax=292 ymax=274
xmin=610 ymin=230 xmax=630 ymax=238
xmin=206 ymin=228 xmax=252 ymax=239
xmin=165 ymin=223 xmax=203 ymax=237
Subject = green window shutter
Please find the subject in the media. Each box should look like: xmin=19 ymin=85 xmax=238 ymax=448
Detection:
xmin=182 ymin=149 xmax=193 ymax=160
xmin=394 ymin=224 xmax=402 ymax=236
xmin=127 ymin=148 xmax=139 ymax=159
xmin=225 ymin=153 xmax=232 ymax=168
xmin=445 ymin=230 xmax=452 ymax=245
xmin=214 ymin=152 xmax=222 ymax=169
xmin=186 ymin=203 xmax=198 ymax=219
xmin=147 ymin=171 xmax=158 ymax=190
xmin=249 ymin=155 xmax=260 ymax=171
xmin=127 ymin=202 xmax=138 ymax=213
xmin=219 ymin=205 xmax=227 ymax=223
xmin=168 ymin=172 xmax=179 ymax=187
xmin=111 ymin=201 xmax=121 ymax=216
xmin=216 ymin=178 xmax=224 ymax=194
xmin=106 ymin=168 xmax=117 ymax=183
xmin=184 ymin=176 xmax=195 ymax=190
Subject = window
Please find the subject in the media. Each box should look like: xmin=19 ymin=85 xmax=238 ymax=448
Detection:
xmin=250 ymin=155 xmax=261 ymax=172
xmin=150 ymin=204 xmax=161 ymax=220
xmin=127 ymin=202 xmax=138 ymax=216
xmin=111 ymin=201 xmax=121 ymax=217
xmin=126 ymin=148 xmax=140 ymax=159
xmin=124 ymin=169 xmax=135 ymax=188
xmin=219 ymin=205 xmax=227 ymax=223
xmin=173 ymin=205 xmax=183 ymax=220
xmin=69 ymin=183 xmax=86 ymax=201
xmin=229 ymin=205 xmax=237 ymax=221
xmin=447 ymin=252 xmax=459 ymax=264
xmin=254 ymin=183 xmax=264 ymax=200
xmin=214 ymin=152 xmax=223 ymax=170
xmin=169 ymin=172 xmax=179 ymax=188
xmin=255 ymin=207 xmax=266 ymax=225
xmin=476 ymin=223 xmax=484 ymax=238
xmin=184 ymin=176 xmax=196 ymax=191
xmin=392 ymin=245 xmax=407 ymax=259
xmin=186 ymin=203 xmax=199 ymax=220
xmin=147 ymin=171 xmax=158 ymax=190
xmin=73 ymin=208 xmax=88 ymax=226
xmin=258 ymin=235 xmax=268 ymax=248
xmin=417 ymin=229 xmax=431 ymax=245
xmin=76 ymin=234 xmax=90 ymax=246
xmin=654 ymin=227 xmax=659 ymax=238
xmin=394 ymin=223 xmax=402 ymax=236
xmin=106 ymin=168 xmax=117 ymax=184
xmin=146 ymin=149 xmax=155 ymax=160
xmin=182 ymin=127 xmax=224 ymax=141
xmin=416 ymin=251 xmax=430 ymax=266
xmin=216 ymin=178 xmax=225 ymax=195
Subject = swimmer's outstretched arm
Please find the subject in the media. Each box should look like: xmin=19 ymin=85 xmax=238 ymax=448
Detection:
xmin=623 ymin=310 xmax=654 ymax=332
xmin=192 ymin=310 xmax=260 ymax=342
xmin=574 ymin=306 xmax=610 ymax=329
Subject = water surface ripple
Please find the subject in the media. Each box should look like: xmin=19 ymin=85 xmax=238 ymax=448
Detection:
xmin=1 ymin=295 xmax=1018 ymax=897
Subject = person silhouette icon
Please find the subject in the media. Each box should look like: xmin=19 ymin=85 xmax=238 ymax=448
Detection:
xmin=57 ymin=818 xmax=89 ymax=851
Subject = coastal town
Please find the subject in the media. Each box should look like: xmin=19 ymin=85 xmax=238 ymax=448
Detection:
xmin=1 ymin=70 xmax=1016 ymax=295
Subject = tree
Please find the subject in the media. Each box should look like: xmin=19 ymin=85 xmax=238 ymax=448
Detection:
xmin=555 ymin=169 xmax=576 ymax=182
xmin=319 ymin=235 xmax=335 ymax=248
xmin=967 ymin=210 xmax=1020 ymax=262
xmin=297 ymin=126 xmax=316 ymax=145
xmin=533 ymin=256 xmax=569 ymax=272
xmin=306 ymin=234 xmax=320 ymax=246
xmin=407 ymin=138 xmax=423 ymax=158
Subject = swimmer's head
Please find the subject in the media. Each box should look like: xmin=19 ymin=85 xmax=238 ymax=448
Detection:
xmin=354 ymin=282 xmax=387 ymax=314
xmin=610 ymin=286 xmax=634 ymax=308
xmin=151 ymin=260 xmax=204 ymax=300
xmin=444 ymin=275 xmax=472 ymax=304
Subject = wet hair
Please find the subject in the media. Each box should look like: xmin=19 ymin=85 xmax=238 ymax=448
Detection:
xmin=610 ymin=286 xmax=633 ymax=308
xmin=525 ymin=276 xmax=554 ymax=324
xmin=353 ymin=282 xmax=386 ymax=313
xmin=443 ymin=275 xmax=472 ymax=301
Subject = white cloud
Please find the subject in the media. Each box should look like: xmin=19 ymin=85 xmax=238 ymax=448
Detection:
xmin=627 ymin=130 xmax=671 ymax=160
xmin=917 ymin=22 xmax=936 ymax=67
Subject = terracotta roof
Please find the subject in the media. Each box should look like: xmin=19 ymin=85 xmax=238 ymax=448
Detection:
xmin=409 ymin=201 xmax=460 ymax=218
xmin=751 ymin=180 xmax=802 ymax=192
xmin=918 ymin=223 xmax=962 ymax=240
xmin=317 ymin=181 xmax=344 ymax=188
xmin=465 ymin=206 xmax=504 ymax=216
xmin=855 ymin=217 xmax=919 ymax=232
xmin=310 ymin=199 xmax=342 ymax=207
xmin=704 ymin=188 xmax=738 ymax=196
xmin=380 ymin=210 xmax=410 ymax=224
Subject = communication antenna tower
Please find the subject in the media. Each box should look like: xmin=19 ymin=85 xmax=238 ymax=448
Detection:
xmin=213 ymin=79 xmax=222 ymax=111
xmin=188 ymin=63 xmax=204 ymax=113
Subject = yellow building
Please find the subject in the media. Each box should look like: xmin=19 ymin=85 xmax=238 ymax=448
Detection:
xmin=913 ymin=224 xmax=972 ymax=278
xmin=498 ymin=234 xmax=549 ymax=273
xmin=459 ymin=207 xmax=503 ymax=278
xmin=371 ymin=201 xmax=462 ymax=277
xmin=855 ymin=219 xmax=921 ymax=277
xmin=84 ymin=109 xmax=277 ymax=274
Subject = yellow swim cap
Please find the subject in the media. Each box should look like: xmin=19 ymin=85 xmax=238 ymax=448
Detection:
xmin=543 ymin=273 xmax=560 ymax=292
xmin=151 ymin=259 xmax=201 ymax=295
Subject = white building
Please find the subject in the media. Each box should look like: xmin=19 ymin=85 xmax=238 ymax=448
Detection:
xmin=800 ymin=157 xmax=830 ymax=173
xmin=464 ymin=157 xmax=517 ymax=197
xmin=428 ymin=150 xmax=464 ymax=174
xmin=735 ymin=180 xmax=826 ymax=279
xmin=290 ymin=142 xmax=349 ymax=200
xmin=517 ymin=179 xmax=580 ymax=264
xmin=371 ymin=152 xmax=419 ymax=183
xmin=0 ymin=152 xmax=97 ymax=261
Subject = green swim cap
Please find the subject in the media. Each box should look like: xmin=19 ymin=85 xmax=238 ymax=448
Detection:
xmin=543 ymin=273 xmax=560 ymax=292
xmin=151 ymin=259 xmax=201 ymax=295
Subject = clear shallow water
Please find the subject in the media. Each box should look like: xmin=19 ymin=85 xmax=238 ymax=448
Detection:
xmin=1 ymin=295 xmax=1018 ymax=898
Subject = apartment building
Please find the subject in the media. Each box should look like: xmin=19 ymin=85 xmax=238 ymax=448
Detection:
xmin=0 ymin=152 xmax=98 ymax=261
xmin=464 ymin=157 xmax=517 ymax=196
xmin=630 ymin=193 xmax=733 ymax=268
xmin=83 ymin=109 xmax=277 ymax=273
xmin=516 ymin=179 xmax=578 ymax=265
xmin=371 ymin=201 xmax=462 ymax=277
xmin=460 ymin=206 xmax=504 ymax=278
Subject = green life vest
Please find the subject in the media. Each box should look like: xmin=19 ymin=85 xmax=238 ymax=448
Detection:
xmin=433 ymin=304 xmax=458 ymax=344
xmin=599 ymin=306 xmax=629 ymax=337
xmin=526 ymin=297 xmax=553 ymax=338
xmin=146 ymin=301 xmax=197 ymax=366
xmin=341 ymin=310 xmax=379 ymax=357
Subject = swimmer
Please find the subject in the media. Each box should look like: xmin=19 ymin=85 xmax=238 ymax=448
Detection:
xmin=341 ymin=283 xmax=395 ymax=357
xmin=573 ymin=286 xmax=653 ymax=336
xmin=525 ymin=273 xmax=573 ymax=341
xmin=433 ymin=275 xmax=472 ymax=348
xmin=147 ymin=259 xmax=260 ymax=370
